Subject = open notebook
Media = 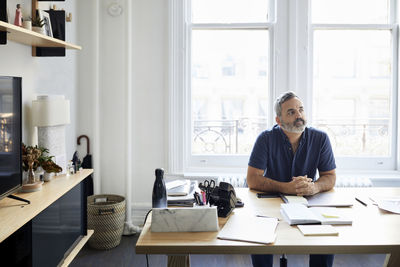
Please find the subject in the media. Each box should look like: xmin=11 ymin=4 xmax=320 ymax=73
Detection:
xmin=217 ymin=214 xmax=278 ymax=245
xmin=281 ymin=191 xmax=354 ymax=207
xmin=281 ymin=203 xmax=353 ymax=225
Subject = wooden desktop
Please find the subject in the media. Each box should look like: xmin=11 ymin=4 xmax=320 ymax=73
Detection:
xmin=136 ymin=187 xmax=400 ymax=267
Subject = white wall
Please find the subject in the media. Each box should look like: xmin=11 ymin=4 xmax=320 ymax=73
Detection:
xmin=3 ymin=0 xmax=169 ymax=222
xmin=0 ymin=0 xmax=78 ymax=160
xmin=77 ymin=0 xmax=168 ymax=217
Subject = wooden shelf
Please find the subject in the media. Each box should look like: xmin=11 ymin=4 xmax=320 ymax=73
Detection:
xmin=0 ymin=20 xmax=81 ymax=50
xmin=0 ymin=169 xmax=93 ymax=243
xmin=61 ymin=229 xmax=94 ymax=267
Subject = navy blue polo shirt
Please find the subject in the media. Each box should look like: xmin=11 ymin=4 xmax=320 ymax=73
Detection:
xmin=248 ymin=125 xmax=336 ymax=182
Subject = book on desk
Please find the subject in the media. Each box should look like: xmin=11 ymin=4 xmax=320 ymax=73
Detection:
xmin=280 ymin=191 xmax=354 ymax=207
xmin=217 ymin=213 xmax=278 ymax=245
xmin=280 ymin=203 xmax=353 ymax=225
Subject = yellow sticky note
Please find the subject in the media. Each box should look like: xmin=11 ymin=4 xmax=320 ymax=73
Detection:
xmin=322 ymin=213 xmax=339 ymax=218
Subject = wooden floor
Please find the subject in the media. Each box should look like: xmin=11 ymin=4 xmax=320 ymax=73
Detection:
xmin=70 ymin=234 xmax=386 ymax=267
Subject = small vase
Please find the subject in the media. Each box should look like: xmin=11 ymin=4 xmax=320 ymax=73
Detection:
xmin=28 ymin=168 xmax=35 ymax=184
xmin=22 ymin=171 xmax=28 ymax=184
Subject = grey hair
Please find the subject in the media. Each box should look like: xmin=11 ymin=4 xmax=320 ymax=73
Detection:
xmin=274 ymin=91 xmax=299 ymax=117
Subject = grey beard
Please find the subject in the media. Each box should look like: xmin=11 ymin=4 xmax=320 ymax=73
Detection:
xmin=280 ymin=118 xmax=306 ymax=133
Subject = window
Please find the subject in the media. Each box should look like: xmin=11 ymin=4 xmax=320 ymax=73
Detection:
xmin=170 ymin=0 xmax=399 ymax=174
xmin=169 ymin=0 xmax=273 ymax=172
xmin=311 ymin=0 xmax=396 ymax=169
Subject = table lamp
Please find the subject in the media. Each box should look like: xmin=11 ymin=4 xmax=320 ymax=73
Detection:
xmin=32 ymin=95 xmax=70 ymax=175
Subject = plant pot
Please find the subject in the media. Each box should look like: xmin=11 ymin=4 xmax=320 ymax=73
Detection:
xmin=43 ymin=172 xmax=55 ymax=182
xmin=23 ymin=21 xmax=32 ymax=31
xmin=32 ymin=26 xmax=45 ymax=35
xmin=35 ymin=167 xmax=44 ymax=182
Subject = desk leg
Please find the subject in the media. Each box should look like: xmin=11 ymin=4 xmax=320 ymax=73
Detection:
xmin=167 ymin=255 xmax=190 ymax=267
xmin=384 ymin=253 xmax=400 ymax=267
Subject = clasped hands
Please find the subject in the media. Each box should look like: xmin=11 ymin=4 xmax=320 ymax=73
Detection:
xmin=288 ymin=175 xmax=318 ymax=196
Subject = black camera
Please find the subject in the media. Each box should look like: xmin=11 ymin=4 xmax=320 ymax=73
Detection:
xmin=200 ymin=181 xmax=238 ymax=217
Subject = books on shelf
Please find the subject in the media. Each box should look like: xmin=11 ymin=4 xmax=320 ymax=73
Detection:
xmin=280 ymin=203 xmax=353 ymax=225
xmin=297 ymin=225 xmax=339 ymax=236
xmin=217 ymin=214 xmax=278 ymax=245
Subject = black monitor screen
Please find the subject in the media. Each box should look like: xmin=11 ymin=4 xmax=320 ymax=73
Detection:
xmin=0 ymin=76 xmax=22 ymax=200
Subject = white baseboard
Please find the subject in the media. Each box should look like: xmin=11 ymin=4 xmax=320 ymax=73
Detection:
xmin=129 ymin=203 xmax=151 ymax=227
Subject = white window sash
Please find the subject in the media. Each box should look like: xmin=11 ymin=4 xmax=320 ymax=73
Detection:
xmin=169 ymin=0 xmax=400 ymax=174
xmin=306 ymin=1 xmax=399 ymax=170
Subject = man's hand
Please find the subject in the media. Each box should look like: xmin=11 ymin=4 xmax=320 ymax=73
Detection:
xmin=292 ymin=176 xmax=318 ymax=196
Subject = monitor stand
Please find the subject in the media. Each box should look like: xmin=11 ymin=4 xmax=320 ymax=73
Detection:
xmin=7 ymin=194 xmax=30 ymax=204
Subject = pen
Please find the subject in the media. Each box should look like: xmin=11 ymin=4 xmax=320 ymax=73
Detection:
xmin=355 ymin=197 xmax=367 ymax=206
xmin=201 ymin=190 xmax=206 ymax=204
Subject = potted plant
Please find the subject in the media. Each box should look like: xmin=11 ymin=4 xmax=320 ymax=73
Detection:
xmin=22 ymin=143 xmax=41 ymax=184
xmin=31 ymin=16 xmax=45 ymax=34
xmin=37 ymin=146 xmax=62 ymax=181
xmin=22 ymin=144 xmax=62 ymax=182
xmin=39 ymin=152 xmax=62 ymax=181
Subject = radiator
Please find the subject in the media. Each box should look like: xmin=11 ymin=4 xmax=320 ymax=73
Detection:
xmin=335 ymin=177 xmax=372 ymax=187
xmin=216 ymin=176 xmax=372 ymax=188
xmin=217 ymin=175 xmax=248 ymax=188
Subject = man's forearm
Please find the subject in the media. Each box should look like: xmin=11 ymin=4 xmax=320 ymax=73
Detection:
xmin=247 ymin=173 xmax=291 ymax=194
xmin=314 ymin=173 xmax=336 ymax=193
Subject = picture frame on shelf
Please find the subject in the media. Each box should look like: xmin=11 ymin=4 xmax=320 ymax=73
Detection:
xmin=38 ymin=9 xmax=52 ymax=37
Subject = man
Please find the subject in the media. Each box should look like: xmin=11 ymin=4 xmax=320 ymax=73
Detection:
xmin=247 ymin=91 xmax=336 ymax=267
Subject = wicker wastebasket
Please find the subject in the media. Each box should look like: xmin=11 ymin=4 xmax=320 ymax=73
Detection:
xmin=87 ymin=194 xmax=126 ymax=249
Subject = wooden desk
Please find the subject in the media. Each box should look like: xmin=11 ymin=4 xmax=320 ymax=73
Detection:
xmin=0 ymin=169 xmax=94 ymax=266
xmin=136 ymin=187 xmax=400 ymax=267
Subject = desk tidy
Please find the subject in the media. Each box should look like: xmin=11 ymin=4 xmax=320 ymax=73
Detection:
xmin=151 ymin=206 xmax=219 ymax=232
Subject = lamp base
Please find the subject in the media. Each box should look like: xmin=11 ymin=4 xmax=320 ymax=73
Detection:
xmin=21 ymin=181 xmax=44 ymax=193
xmin=38 ymin=125 xmax=67 ymax=175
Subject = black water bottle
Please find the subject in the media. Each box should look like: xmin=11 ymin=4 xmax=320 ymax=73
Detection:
xmin=152 ymin=168 xmax=167 ymax=208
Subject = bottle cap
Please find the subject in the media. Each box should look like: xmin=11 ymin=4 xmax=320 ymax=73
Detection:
xmin=155 ymin=168 xmax=164 ymax=177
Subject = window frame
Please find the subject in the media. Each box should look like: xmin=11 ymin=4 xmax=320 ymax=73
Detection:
xmin=169 ymin=0 xmax=277 ymax=174
xmin=305 ymin=0 xmax=399 ymax=170
xmin=169 ymin=0 xmax=400 ymax=174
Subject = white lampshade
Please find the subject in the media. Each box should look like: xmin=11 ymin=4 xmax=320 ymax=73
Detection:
xmin=32 ymin=95 xmax=71 ymax=175
xmin=32 ymin=95 xmax=70 ymax=127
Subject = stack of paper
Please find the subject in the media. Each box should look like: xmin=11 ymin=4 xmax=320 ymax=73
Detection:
xmin=375 ymin=198 xmax=400 ymax=214
xmin=217 ymin=214 xmax=278 ymax=245
xmin=167 ymin=179 xmax=191 ymax=196
xmin=167 ymin=180 xmax=198 ymax=206
xmin=280 ymin=203 xmax=353 ymax=225
xmin=297 ymin=225 xmax=339 ymax=236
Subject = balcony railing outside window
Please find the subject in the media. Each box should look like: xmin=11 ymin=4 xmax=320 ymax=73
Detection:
xmin=192 ymin=118 xmax=390 ymax=157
